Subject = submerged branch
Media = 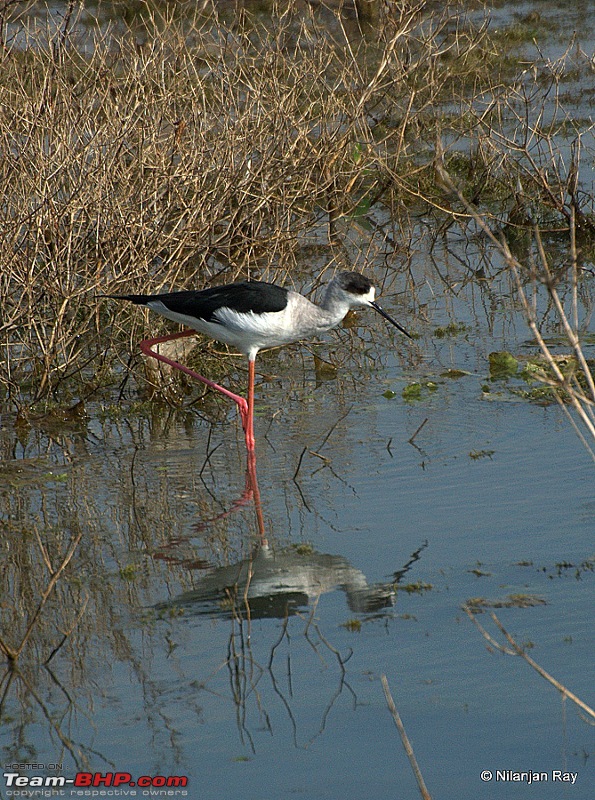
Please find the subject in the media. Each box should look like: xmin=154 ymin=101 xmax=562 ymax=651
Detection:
xmin=381 ymin=675 xmax=433 ymax=800
xmin=464 ymin=606 xmax=595 ymax=722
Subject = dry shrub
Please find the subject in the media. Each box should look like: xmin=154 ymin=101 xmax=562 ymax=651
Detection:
xmin=0 ymin=0 xmax=525 ymax=410
xmin=430 ymin=36 xmax=595 ymax=457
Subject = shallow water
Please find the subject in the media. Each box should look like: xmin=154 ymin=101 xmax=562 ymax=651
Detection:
xmin=2 ymin=223 xmax=593 ymax=799
xmin=2 ymin=2 xmax=595 ymax=799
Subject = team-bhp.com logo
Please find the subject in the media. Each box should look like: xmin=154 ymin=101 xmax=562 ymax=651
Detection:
xmin=4 ymin=772 xmax=188 ymax=791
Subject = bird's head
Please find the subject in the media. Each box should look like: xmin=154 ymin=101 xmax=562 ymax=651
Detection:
xmin=334 ymin=272 xmax=412 ymax=339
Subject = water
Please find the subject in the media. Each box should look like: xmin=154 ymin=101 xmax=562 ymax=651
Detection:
xmin=2 ymin=235 xmax=593 ymax=798
xmin=2 ymin=2 xmax=595 ymax=799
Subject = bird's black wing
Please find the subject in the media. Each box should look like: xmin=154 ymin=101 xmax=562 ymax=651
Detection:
xmin=107 ymin=281 xmax=289 ymax=322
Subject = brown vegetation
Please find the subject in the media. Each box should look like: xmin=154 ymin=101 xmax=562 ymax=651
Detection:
xmin=0 ymin=1 xmax=499 ymax=407
xmin=0 ymin=0 xmax=593 ymax=449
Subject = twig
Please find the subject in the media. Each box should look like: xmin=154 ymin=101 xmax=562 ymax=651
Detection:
xmin=317 ymin=406 xmax=353 ymax=451
xmin=489 ymin=611 xmax=595 ymax=721
xmin=44 ymin=591 xmax=90 ymax=665
xmin=463 ymin=604 xmax=517 ymax=655
xmin=465 ymin=607 xmax=595 ymax=722
xmin=408 ymin=417 xmax=428 ymax=445
xmin=381 ymin=675 xmax=432 ymax=800
xmin=292 ymin=445 xmax=308 ymax=482
xmin=2 ymin=531 xmax=83 ymax=662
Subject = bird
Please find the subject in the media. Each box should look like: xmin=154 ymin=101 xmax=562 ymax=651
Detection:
xmin=107 ymin=271 xmax=412 ymax=452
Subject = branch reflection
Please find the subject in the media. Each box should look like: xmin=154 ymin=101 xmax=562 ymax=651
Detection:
xmin=153 ymin=452 xmax=427 ymax=751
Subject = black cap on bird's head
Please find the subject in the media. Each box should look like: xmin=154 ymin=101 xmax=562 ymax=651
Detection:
xmin=335 ymin=271 xmax=413 ymax=340
xmin=335 ymin=271 xmax=375 ymax=296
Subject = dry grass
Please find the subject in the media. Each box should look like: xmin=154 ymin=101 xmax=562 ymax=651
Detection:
xmin=434 ymin=124 xmax=595 ymax=458
xmin=0 ymin=0 xmax=497 ymax=410
xmin=1 ymin=0 xmax=594 ymax=435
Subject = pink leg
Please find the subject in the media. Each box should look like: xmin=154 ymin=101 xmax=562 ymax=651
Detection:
xmin=246 ymin=447 xmax=266 ymax=543
xmin=140 ymin=331 xmax=254 ymax=448
xmin=245 ymin=358 xmax=256 ymax=452
xmin=154 ymin=449 xmax=266 ymax=564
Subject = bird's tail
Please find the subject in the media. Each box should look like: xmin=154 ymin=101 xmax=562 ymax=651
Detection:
xmin=98 ymin=294 xmax=151 ymax=304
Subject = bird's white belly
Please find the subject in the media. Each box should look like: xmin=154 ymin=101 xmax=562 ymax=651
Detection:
xmin=147 ymin=293 xmax=338 ymax=357
xmin=213 ymin=306 xmax=307 ymax=353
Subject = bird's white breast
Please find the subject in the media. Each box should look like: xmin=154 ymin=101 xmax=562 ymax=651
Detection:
xmin=147 ymin=291 xmax=345 ymax=360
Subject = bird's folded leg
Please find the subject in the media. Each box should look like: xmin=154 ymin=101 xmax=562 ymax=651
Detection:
xmin=140 ymin=331 xmax=253 ymax=449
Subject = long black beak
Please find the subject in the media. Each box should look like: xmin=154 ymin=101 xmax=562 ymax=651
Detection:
xmin=370 ymin=301 xmax=413 ymax=340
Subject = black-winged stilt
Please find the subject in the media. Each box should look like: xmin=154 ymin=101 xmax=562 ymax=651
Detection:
xmin=108 ymin=271 xmax=412 ymax=451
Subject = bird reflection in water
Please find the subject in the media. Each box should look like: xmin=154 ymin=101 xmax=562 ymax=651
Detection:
xmin=150 ymin=433 xmax=428 ymax=750
xmin=154 ymin=450 xmax=426 ymax=620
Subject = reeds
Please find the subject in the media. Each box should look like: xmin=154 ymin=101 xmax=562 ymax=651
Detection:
xmin=0 ymin=0 xmax=491 ymax=409
xmin=1 ymin=0 xmax=594 ymax=442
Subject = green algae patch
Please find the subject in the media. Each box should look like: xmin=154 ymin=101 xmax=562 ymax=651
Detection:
xmin=341 ymin=619 xmax=362 ymax=632
xmin=402 ymin=381 xmax=438 ymax=402
xmin=440 ymin=368 xmax=472 ymax=379
xmin=465 ymin=594 xmax=546 ymax=611
xmin=469 ymin=449 xmax=495 ymax=460
xmin=434 ymin=322 xmax=470 ymax=339
xmin=483 ymin=352 xmax=592 ymax=406
xmin=489 ymin=351 xmax=519 ymax=379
